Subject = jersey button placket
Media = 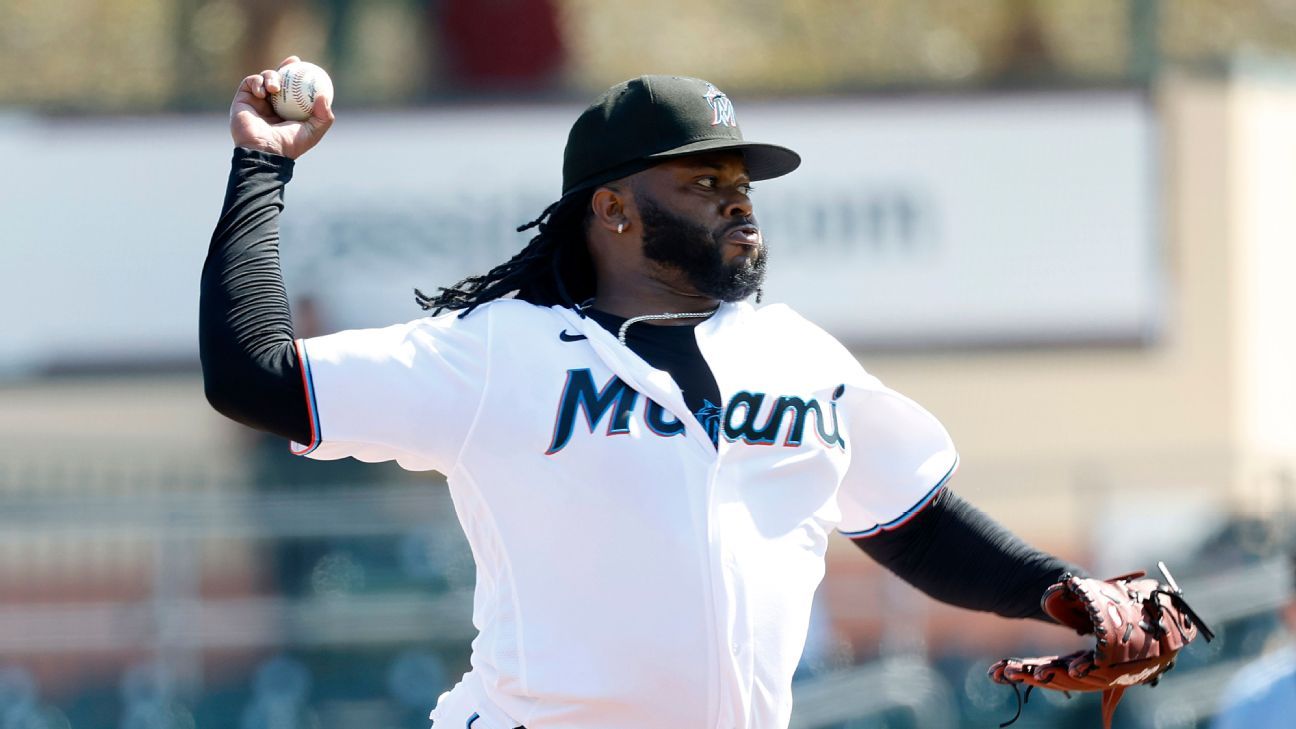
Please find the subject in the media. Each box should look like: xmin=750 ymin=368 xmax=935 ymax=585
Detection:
xmin=712 ymin=479 xmax=755 ymax=729
xmin=708 ymin=462 xmax=742 ymax=729
xmin=725 ymin=555 xmax=741 ymax=659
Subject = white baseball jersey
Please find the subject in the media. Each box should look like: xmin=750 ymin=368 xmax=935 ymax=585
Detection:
xmin=291 ymin=299 xmax=957 ymax=729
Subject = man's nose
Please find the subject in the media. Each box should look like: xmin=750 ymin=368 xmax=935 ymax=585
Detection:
xmin=722 ymin=192 xmax=753 ymax=219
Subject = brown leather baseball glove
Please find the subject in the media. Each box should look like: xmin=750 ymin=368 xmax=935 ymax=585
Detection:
xmin=988 ymin=562 xmax=1213 ymax=729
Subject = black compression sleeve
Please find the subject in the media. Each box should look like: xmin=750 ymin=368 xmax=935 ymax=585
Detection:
xmin=851 ymin=488 xmax=1086 ymax=623
xmin=199 ymin=147 xmax=310 ymax=443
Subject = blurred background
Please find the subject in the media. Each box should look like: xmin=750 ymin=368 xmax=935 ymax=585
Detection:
xmin=3 ymin=1 xmax=1296 ymax=727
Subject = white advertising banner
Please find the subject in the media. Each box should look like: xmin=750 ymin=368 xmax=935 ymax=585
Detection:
xmin=0 ymin=92 xmax=1158 ymax=374
xmin=283 ymin=92 xmax=1161 ymax=347
xmin=754 ymin=94 xmax=1160 ymax=347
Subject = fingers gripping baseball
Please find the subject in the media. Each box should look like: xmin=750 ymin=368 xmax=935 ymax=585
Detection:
xmin=229 ymin=55 xmax=335 ymax=160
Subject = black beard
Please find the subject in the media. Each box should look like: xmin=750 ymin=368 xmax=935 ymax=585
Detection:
xmin=637 ymin=196 xmax=767 ymax=302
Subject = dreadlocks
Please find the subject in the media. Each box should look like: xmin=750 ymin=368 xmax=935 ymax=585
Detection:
xmin=415 ymin=191 xmax=597 ymax=318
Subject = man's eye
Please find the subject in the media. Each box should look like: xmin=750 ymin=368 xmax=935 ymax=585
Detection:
xmin=697 ymin=177 xmax=717 ymax=188
xmin=739 ymin=184 xmax=755 ymax=195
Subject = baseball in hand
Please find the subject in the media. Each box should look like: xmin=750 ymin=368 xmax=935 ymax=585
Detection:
xmin=271 ymin=61 xmax=333 ymax=121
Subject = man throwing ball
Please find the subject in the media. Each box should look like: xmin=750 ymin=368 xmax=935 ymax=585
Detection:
xmin=201 ymin=58 xmax=1208 ymax=729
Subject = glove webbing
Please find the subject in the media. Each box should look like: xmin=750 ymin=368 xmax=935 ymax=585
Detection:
xmin=996 ymin=570 xmax=1215 ymax=728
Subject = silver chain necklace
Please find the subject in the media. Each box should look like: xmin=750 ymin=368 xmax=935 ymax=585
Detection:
xmin=617 ymin=309 xmax=717 ymax=346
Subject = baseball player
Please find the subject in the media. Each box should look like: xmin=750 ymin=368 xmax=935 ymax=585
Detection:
xmin=201 ymin=59 xmax=1207 ymax=729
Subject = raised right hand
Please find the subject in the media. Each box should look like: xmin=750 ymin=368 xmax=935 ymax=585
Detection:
xmin=230 ymin=55 xmax=334 ymax=159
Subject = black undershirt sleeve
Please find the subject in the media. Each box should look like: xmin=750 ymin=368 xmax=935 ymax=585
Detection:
xmin=199 ymin=147 xmax=310 ymax=443
xmin=852 ymin=487 xmax=1086 ymax=623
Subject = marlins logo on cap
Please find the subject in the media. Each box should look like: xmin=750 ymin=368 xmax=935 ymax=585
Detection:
xmin=704 ymin=83 xmax=737 ymax=128
xmin=560 ymin=75 xmax=800 ymax=196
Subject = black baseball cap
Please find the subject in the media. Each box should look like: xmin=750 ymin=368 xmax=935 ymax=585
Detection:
xmin=561 ymin=75 xmax=801 ymax=197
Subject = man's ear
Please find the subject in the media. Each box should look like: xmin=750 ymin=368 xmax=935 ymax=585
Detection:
xmin=590 ymin=185 xmax=632 ymax=235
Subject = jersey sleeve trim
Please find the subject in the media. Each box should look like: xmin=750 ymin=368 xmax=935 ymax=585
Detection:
xmin=289 ymin=338 xmax=322 ymax=456
xmin=839 ymin=454 xmax=960 ymax=538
